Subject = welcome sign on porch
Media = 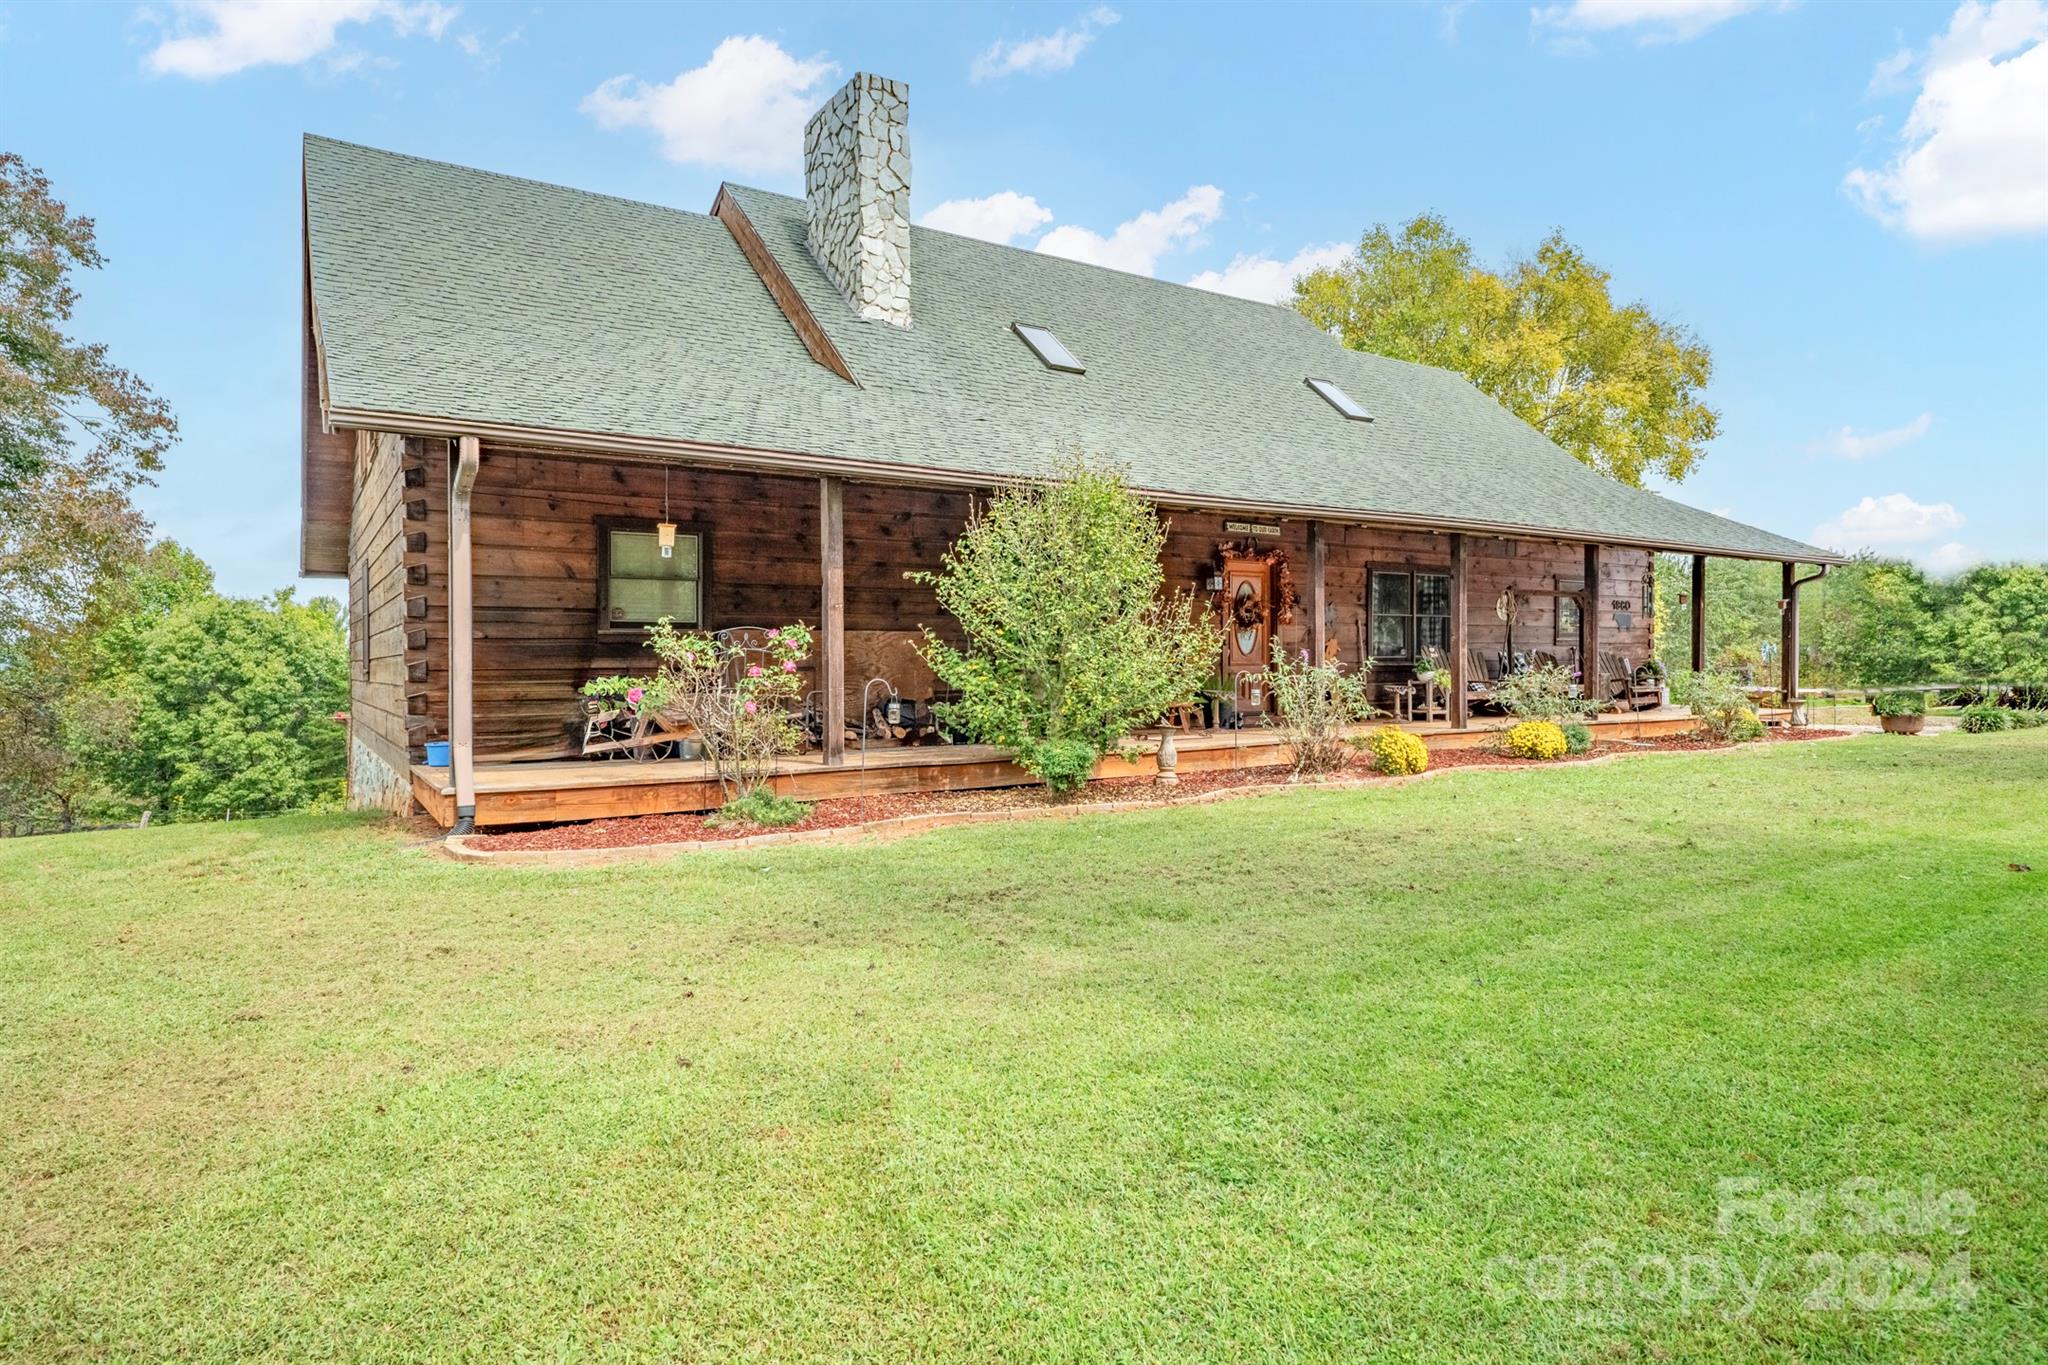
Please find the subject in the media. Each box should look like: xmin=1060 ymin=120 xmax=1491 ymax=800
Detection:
xmin=1224 ymin=520 xmax=1282 ymax=538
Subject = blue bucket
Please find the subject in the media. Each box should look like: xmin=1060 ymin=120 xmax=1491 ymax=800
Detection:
xmin=424 ymin=740 xmax=451 ymax=767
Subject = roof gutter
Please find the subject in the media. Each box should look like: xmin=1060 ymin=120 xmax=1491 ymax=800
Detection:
xmin=324 ymin=404 xmax=1847 ymax=566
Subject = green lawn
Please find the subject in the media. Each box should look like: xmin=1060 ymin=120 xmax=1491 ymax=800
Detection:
xmin=2 ymin=733 xmax=2043 ymax=1362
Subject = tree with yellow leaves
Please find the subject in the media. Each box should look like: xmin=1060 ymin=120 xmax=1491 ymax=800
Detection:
xmin=1293 ymin=214 xmax=1717 ymax=488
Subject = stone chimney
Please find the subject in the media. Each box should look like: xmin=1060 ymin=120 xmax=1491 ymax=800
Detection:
xmin=804 ymin=72 xmax=911 ymax=328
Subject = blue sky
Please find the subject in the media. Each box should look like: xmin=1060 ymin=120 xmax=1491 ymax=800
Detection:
xmin=3 ymin=0 xmax=2043 ymax=596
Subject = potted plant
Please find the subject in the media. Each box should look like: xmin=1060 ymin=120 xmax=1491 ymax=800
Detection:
xmin=1872 ymin=689 xmax=1927 ymax=734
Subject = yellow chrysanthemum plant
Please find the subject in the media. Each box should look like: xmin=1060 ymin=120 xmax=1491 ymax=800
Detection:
xmin=1502 ymin=720 xmax=1569 ymax=761
xmin=1366 ymin=726 xmax=1429 ymax=776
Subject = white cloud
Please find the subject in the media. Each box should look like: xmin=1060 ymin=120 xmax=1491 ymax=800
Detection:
xmin=1811 ymin=493 xmax=1966 ymax=551
xmin=1844 ymin=0 xmax=2048 ymax=240
xmin=1035 ymin=186 xmax=1224 ymax=276
xmin=1529 ymin=0 xmax=1770 ymax=44
xmin=582 ymin=36 xmax=838 ymax=178
xmin=145 ymin=0 xmax=456 ymax=78
xmin=1186 ymin=241 xmax=1351 ymax=303
xmin=920 ymin=191 xmax=1055 ymax=245
xmin=972 ymin=6 xmax=1119 ymax=80
xmin=1805 ymin=411 xmax=1934 ymax=459
xmin=1867 ymin=45 xmax=1917 ymax=95
xmin=1921 ymin=540 xmax=1985 ymax=573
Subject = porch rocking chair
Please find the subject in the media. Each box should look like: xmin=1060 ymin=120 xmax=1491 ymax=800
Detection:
xmin=1597 ymin=651 xmax=1663 ymax=713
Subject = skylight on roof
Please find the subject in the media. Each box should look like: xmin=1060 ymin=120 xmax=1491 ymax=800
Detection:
xmin=1306 ymin=377 xmax=1372 ymax=422
xmin=1013 ymin=323 xmax=1084 ymax=374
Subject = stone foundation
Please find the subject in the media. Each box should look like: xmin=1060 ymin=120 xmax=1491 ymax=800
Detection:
xmin=348 ymin=734 xmax=413 ymax=814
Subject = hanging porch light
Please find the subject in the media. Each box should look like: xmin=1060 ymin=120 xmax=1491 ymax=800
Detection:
xmin=657 ymin=467 xmax=677 ymax=558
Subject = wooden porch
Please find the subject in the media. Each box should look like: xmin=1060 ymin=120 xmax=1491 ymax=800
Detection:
xmin=410 ymin=705 xmax=1734 ymax=829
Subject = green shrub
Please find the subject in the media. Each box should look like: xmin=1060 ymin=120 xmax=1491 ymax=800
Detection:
xmin=911 ymin=458 xmax=1218 ymax=793
xmin=1266 ymin=645 xmax=1376 ymax=776
xmin=1958 ymin=703 xmax=2013 ymax=734
xmin=710 ymin=788 xmax=809 ymax=828
xmin=1562 ymin=721 xmax=1593 ymax=755
xmin=1675 ymin=670 xmax=1757 ymax=742
xmin=1503 ymin=720 xmax=1568 ymax=760
xmin=1018 ymin=737 xmax=1099 ymax=793
xmin=1871 ymin=689 xmax=1926 ymax=718
xmin=1495 ymin=664 xmax=1602 ymax=727
xmin=1364 ymin=726 xmax=1428 ymax=775
xmin=2010 ymin=708 xmax=2048 ymax=729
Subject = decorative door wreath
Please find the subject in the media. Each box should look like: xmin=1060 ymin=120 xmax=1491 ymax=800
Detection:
xmin=1214 ymin=540 xmax=1299 ymax=626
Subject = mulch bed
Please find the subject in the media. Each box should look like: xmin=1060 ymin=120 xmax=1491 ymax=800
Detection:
xmin=469 ymin=727 xmax=1851 ymax=854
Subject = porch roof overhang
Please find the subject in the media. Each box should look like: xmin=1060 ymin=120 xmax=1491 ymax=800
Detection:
xmin=321 ymin=402 xmax=1848 ymax=565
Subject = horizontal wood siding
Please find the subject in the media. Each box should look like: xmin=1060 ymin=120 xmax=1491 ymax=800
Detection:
xmin=422 ymin=447 xmax=973 ymax=753
xmin=401 ymin=445 xmax=1655 ymax=753
xmin=1153 ymin=508 xmax=1652 ymax=679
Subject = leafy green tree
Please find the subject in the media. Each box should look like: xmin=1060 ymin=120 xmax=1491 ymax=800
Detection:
xmin=110 ymin=590 xmax=348 ymax=819
xmin=1813 ymin=557 xmax=1942 ymax=687
xmin=2 ymin=152 xmax=176 ymax=640
xmin=1294 ymin=214 xmax=1717 ymax=486
xmin=912 ymin=459 xmax=1219 ymax=792
xmin=1943 ymin=564 xmax=2048 ymax=685
xmin=0 ymin=541 xmax=212 ymax=831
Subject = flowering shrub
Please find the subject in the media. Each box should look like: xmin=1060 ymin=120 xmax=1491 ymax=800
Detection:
xmin=1264 ymin=644 xmax=1376 ymax=776
xmin=1728 ymin=707 xmax=1766 ymax=742
xmin=1365 ymin=726 xmax=1428 ymax=775
xmin=1503 ymin=720 xmax=1568 ymax=760
xmin=582 ymin=621 xmax=813 ymax=799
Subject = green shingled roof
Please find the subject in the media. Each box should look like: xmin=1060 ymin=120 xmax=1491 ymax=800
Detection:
xmin=304 ymin=135 xmax=1834 ymax=562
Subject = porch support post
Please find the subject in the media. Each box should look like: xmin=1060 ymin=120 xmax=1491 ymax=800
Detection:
xmin=1690 ymin=554 xmax=1708 ymax=674
xmin=1780 ymin=561 xmax=1800 ymax=708
xmin=1448 ymin=532 xmax=1469 ymax=729
xmin=819 ymin=475 xmax=846 ymax=766
xmin=1581 ymin=543 xmax=1602 ymax=705
xmin=1307 ymin=521 xmax=1328 ymax=664
xmin=448 ymin=435 xmax=481 ymax=831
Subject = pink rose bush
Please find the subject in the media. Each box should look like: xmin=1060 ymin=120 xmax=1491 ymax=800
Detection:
xmin=581 ymin=620 xmax=815 ymax=800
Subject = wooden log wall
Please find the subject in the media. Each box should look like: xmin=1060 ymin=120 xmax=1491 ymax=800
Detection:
xmin=344 ymin=431 xmax=415 ymax=811
xmin=1154 ymin=508 xmax=1654 ymax=677
xmin=415 ymin=445 xmax=974 ymax=754
xmin=382 ymin=440 xmax=1655 ymax=755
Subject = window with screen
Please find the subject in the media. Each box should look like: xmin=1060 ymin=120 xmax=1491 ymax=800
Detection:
xmin=602 ymin=524 xmax=703 ymax=630
xmin=1368 ymin=569 xmax=1451 ymax=661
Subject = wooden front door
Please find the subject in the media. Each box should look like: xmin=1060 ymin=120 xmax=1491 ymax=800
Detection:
xmin=1222 ymin=555 xmax=1273 ymax=712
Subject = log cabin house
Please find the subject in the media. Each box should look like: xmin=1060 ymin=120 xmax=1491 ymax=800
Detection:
xmin=302 ymin=73 xmax=1841 ymax=830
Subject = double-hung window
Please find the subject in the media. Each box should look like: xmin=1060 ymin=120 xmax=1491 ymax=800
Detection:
xmin=1367 ymin=569 xmax=1450 ymax=661
xmin=601 ymin=523 xmax=704 ymax=631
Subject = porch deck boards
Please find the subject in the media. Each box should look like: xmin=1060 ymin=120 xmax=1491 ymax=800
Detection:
xmin=411 ymin=706 xmax=1741 ymax=829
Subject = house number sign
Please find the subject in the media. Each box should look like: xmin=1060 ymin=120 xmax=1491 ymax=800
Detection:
xmin=1224 ymin=521 xmax=1282 ymax=538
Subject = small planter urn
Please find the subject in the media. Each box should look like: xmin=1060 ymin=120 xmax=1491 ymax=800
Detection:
xmin=1155 ymin=728 xmax=1179 ymax=786
xmin=1879 ymin=714 xmax=1926 ymax=735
